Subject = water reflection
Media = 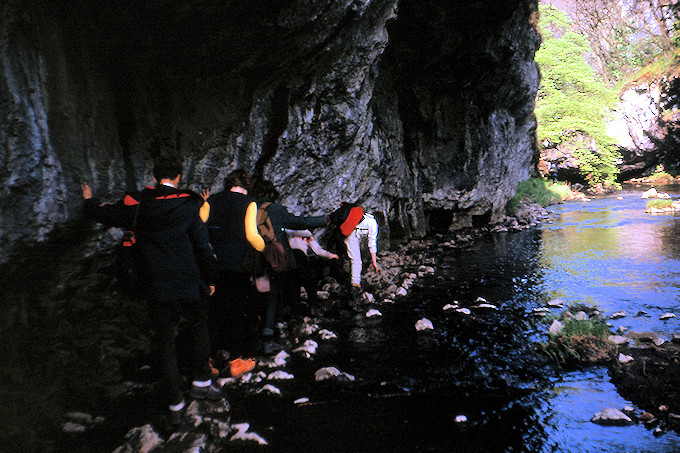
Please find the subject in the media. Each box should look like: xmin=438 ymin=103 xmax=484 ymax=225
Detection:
xmin=408 ymin=186 xmax=680 ymax=451
xmin=530 ymin=187 xmax=680 ymax=451
xmin=540 ymin=368 xmax=680 ymax=453
xmin=542 ymin=189 xmax=680 ymax=335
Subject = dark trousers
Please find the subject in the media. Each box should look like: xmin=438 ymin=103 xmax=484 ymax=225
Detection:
xmin=262 ymin=270 xmax=295 ymax=336
xmin=290 ymin=249 xmax=319 ymax=304
xmin=261 ymin=289 xmax=277 ymax=337
xmin=210 ymin=270 xmax=258 ymax=355
xmin=149 ymin=298 xmax=212 ymax=406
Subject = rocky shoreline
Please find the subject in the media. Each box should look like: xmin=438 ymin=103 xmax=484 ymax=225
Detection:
xmin=58 ymin=199 xmax=680 ymax=450
xmin=56 ymin=200 xmax=553 ymax=451
xmin=542 ymin=302 xmax=680 ymax=435
xmin=607 ymin=333 xmax=680 ymax=434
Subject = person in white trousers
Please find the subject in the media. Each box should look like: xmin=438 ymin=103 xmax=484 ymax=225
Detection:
xmin=344 ymin=212 xmax=378 ymax=294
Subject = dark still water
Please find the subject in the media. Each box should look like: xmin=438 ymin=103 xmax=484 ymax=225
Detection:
xmin=229 ymin=186 xmax=680 ymax=452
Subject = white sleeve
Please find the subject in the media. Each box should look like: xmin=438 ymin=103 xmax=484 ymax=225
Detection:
xmin=308 ymin=237 xmax=336 ymax=259
xmin=366 ymin=215 xmax=378 ymax=253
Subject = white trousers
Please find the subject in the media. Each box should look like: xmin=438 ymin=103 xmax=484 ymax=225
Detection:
xmin=344 ymin=230 xmax=366 ymax=286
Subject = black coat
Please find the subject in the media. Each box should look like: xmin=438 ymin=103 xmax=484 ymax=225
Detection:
xmin=205 ymin=190 xmax=254 ymax=273
xmin=84 ymin=185 xmax=217 ymax=302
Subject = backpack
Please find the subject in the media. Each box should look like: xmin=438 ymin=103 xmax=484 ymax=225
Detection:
xmin=329 ymin=202 xmax=364 ymax=236
xmin=257 ymin=202 xmax=288 ymax=272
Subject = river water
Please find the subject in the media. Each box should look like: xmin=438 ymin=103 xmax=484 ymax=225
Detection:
xmin=227 ymin=186 xmax=680 ymax=452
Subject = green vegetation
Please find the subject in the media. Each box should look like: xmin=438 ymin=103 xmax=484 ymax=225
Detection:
xmin=507 ymin=178 xmax=570 ymax=214
xmin=540 ymin=303 xmax=617 ymax=368
xmin=646 ymin=199 xmax=673 ymax=209
xmin=535 ymin=5 xmax=621 ymax=187
xmin=647 ymin=168 xmax=676 ymax=184
xmin=631 ymin=48 xmax=680 ymax=85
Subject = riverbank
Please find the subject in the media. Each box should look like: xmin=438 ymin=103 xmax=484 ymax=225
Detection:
xmin=608 ymin=340 xmax=680 ymax=434
xmin=56 ymin=201 xmax=555 ymax=452
xmin=625 ymin=172 xmax=680 ymax=186
xmin=57 ymin=194 xmax=680 ymax=450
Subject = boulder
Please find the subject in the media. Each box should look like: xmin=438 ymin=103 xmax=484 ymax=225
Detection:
xmin=642 ymin=188 xmax=659 ymax=199
xmin=591 ymin=408 xmax=633 ymax=426
xmin=415 ymin=318 xmax=434 ymax=331
xmin=548 ymin=320 xmax=564 ymax=336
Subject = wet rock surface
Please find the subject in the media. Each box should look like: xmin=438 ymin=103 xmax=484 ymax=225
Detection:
xmin=608 ymin=342 xmax=680 ymax=434
xmin=0 ymin=0 xmax=540 ymax=271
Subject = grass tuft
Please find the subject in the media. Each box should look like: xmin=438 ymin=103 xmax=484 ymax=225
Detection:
xmin=507 ymin=178 xmax=569 ymax=215
xmin=646 ymin=199 xmax=673 ymax=209
xmin=540 ymin=303 xmax=617 ymax=368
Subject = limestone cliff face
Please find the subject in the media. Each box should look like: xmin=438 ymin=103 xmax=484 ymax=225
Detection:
xmin=0 ymin=0 xmax=540 ymax=265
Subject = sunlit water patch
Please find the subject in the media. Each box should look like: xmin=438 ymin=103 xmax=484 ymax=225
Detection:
xmin=539 ymin=368 xmax=680 ymax=453
xmin=542 ymin=188 xmax=680 ymax=335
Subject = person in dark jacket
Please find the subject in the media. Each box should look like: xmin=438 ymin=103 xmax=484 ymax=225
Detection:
xmin=81 ymin=156 xmax=224 ymax=424
xmin=203 ymin=169 xmax=265 ymax=355
xmin=251 ymin=179 xmax=329 ymax=352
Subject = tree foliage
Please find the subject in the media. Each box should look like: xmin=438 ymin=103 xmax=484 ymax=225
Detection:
xmin=535 ymin=4 xmax=621 ymax=186
xmin=544 ymin=0 xmax=678 ymax=84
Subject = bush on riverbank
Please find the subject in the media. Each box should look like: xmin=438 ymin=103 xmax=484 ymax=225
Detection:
xmin=648 ymin=170 xmax=677 ymax=184
xmin=627 ymin=167 xmax=678 ymax=185
xmin=541 ymin=304 xmax=617 ymax=367
xmin=507 ymin=178 xmax=570 ymax=215
xmin=646 ymin=199 xmax=673 ymax=209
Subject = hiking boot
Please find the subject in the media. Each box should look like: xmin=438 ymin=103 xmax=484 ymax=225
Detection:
xmin=230 ymin=358 xmax=256 ymax=378
xmin=349 ymin=285 xmax=363 ymax=308
xmin=165 ymin=400 xmax=186 ymax=430
xmin=263 ymin=339 xmax=285 ymax=354
xmin=188 ymin=384 xmax=225 ymax=401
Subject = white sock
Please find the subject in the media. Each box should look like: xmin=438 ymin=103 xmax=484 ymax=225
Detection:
xmin=169 ymin=400 xmax=185 ymax=412
xmin=192 ymin=380 xmax=211 ymax=388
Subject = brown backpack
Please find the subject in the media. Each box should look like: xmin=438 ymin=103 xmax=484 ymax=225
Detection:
xmin=257 ymin=202 xmax=288 ymax=272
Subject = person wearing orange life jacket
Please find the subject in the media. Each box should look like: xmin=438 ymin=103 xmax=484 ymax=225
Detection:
xmin=81 ymin=156 xmax=223 ymax=426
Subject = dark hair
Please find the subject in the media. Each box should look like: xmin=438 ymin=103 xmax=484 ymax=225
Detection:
xmin=153 ymin=156 xmax=183 ymax=181
xmin=224 ymin=169 xmax=252 ymax=191
xmin=251 ymin=179 xmax=280 ymax=201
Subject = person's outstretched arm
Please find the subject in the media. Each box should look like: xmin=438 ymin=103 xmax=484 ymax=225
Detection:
xmin=273 ymin=203 xmax=327 ymax=230
xmin=245 ymin=202 xmax=265 ymax=252
xmin=81 ymin=182 xmax=133 ymax=228
xmin=308 ymin=236 xmax=338 ymax=259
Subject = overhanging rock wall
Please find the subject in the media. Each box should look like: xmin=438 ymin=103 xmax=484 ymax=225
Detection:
xmin=0 ymin=0 xmax=540 ymax=266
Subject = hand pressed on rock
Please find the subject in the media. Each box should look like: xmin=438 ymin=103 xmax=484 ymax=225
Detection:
xmin=81 ymin=182 xmax=93 ymax=200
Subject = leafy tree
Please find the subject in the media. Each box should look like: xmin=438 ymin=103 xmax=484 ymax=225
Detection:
xmin=535 ymin=4 xmax=621 ymax=187
xmin=544 ymin=0 xmax=677 ymax=84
